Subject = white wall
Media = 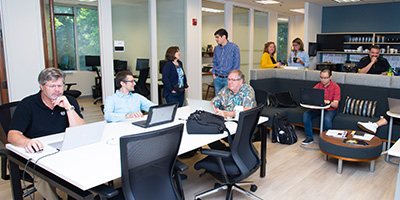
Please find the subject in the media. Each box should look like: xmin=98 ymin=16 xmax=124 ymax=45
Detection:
xmin=64 ymin=71 xmax=96 ymax=96
xmin=186 ymin=0 xmax=202 ymax=99
xmin=1 ymin=0 xmax=45 ymax=101
xmin=304 ymin=2 xmax=322 ymax=70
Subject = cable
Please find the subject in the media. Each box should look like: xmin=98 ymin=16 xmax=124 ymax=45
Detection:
xmin=22 ymin=158 xmax=34 ymax=200
xmin=23 ymin=149 xmax=60 ymax=199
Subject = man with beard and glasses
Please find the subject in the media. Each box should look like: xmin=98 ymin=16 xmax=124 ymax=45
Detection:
xmin=358 ymin=45 xmax=391 ymax=74
xmin=8 ymin=68 xmax=85 ymax=200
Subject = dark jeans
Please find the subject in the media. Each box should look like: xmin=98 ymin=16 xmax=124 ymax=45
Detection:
xmin=303 ymin=109 xmax=338 ymax=138
xmin=213 ymin=76 xmax=227 ymax=95
xmin=165 ymin=92 xmax=185 ymax=107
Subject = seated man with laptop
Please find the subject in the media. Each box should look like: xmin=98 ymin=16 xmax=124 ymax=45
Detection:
xmin=209 ymin=69 xmax=256 ymax=149
xmin=211 ymin=69 xmax=256 ymax=118
xmin=7 ymin=68 xmax=85 ymax=200
xmin=104 ymin=70 xmax=155 ymax=122
xmin=358 ymin=98 xmax=400 ymax=134
xmin=302 ymin=68 xmax=341 ymax=144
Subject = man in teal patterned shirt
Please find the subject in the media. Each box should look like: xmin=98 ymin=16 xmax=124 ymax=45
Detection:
xmin=212 ymin=69 xmax=256 ymax=118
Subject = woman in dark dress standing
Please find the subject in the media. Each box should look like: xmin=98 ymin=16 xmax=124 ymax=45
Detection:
xmin=162 ymin=46 xmax=188 ymax=107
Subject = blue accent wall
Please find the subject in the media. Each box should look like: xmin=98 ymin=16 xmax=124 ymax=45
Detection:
xmin=322 ymin=2 xmax=400 ymax=33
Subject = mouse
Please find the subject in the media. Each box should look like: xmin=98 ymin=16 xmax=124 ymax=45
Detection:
xmin=33 ymin=148 xmax=43 ymax=153
xmin=106 ymin=138 xmax=119 ymax=145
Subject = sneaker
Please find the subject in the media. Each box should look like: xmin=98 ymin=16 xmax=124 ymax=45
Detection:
xmin=357 ymin=121 xmax=377 ymax=134
xmin=302 ymin=137 xmax=313 ymax=145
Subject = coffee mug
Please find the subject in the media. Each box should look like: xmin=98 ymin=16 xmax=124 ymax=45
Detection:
xmin=390 ymin=48 xmax=395 ymax=54
xmin=380 ymin=48 xmax=386 ymax=53
xmin=293 ymin=57 xmax=298 ymax=63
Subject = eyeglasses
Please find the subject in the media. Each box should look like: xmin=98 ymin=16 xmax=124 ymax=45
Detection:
xmin=320 ymin=76 xmax=330 ymax=79
xmin=45 ymin=84 xmax=64 ymax=89
xmin=123 ymin=80 xmax=135 ymax=83
xmin=228 ymin=78 xmax=241 ymax=82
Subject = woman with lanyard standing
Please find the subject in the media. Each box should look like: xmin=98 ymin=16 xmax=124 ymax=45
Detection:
xmin=260 ymin=41 xmax=282 ymax=69
xmin=162 ymin=46 xmax=189 ymax=107
xmin=287 ymin=37 xmax=310 ymax=68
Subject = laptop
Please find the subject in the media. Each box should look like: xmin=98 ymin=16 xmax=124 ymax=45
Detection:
xmin=131 ymin=103 xmax=178 ymax=128
xmin=388 ymin=98 xmax=400 ymax=114
xmin=48 ymin=121 xmax=106 ymax=151
xmin=187 ymin=98 xmax=215 ymax=113
xmin=300 ymin=88 xmax=328 ymax=107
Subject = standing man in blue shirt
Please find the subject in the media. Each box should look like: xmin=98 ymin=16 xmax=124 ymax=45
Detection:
xmin=104 ymin=70 xmax=154 ymax=122
xmin=212 ymin=28 xmax=240 ymax=94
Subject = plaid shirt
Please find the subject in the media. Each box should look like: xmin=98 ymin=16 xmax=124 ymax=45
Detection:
xmin=212 ymin=83 xmax=256 ymax=111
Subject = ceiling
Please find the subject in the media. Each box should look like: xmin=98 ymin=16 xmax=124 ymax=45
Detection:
xmin=55 ymin=0 xmax=400 ymax=16
xmin=229 ymin=0 xmax=400 ymax=15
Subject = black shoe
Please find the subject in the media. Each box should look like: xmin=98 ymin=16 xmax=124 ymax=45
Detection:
xmin=302 ymin=137 xmax=313 ymax=145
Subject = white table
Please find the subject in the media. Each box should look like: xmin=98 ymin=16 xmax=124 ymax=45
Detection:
xmin=300 ymin=103 xmax=330 ymax=134
xmin=388 ymin=139 xmax=400 ymax=200
xmin=7 ymin=106 xmax=268 ymax=199
xmin=387 ymin=111 xmax=400 ymax=163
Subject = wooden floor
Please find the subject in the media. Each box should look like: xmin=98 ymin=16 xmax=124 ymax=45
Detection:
xmin=0 ymin=97 xmax=398 ymax=200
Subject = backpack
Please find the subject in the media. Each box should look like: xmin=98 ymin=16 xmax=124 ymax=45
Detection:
xmin=272 ymin=112 xmax=297 ymax=145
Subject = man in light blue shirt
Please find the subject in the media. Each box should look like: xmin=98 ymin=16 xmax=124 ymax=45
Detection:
xmin=104 ymin=71 xmax=154 ymax=122
xmin=212 ymin=28 xmax=240 ymax=94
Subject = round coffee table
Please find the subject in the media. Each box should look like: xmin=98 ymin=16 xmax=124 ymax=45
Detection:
xmin=319 ymin=130 xmax=382 ymax=174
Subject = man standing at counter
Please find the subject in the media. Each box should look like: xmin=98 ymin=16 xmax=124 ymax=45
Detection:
xmin=302 ymin=68 xmax=341 ymax=144
xmin=212 ymin=28 xmax=240 ymax=94
xmin=358 ymin=45 xmax=391 ymax=74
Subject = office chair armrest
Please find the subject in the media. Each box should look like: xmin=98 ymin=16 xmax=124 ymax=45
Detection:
xmin=90 ymin=184 xmax=119 ymax=199
xmin=200 ymin=149 xmax=231 ymax=158
xmin=175 ymin=160 xmax=188 ymax=172
xmin=65 ymin=83 xmax=77 ymax=90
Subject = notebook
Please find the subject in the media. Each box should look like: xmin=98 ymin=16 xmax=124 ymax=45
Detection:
xmin=300 ymin=88 xmax=328 ymax=107
xmin=388 ymin=97 xmax=400 ymax=114
xmin=187 ymin=98 xmax=215 ymax=113
xmin=48 ymin=121 xmax=106 ymax=151
xmin=131 ymin=103 xmax=178 ymax=128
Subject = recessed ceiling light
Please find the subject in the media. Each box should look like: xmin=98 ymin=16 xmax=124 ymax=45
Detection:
xmin=254 ymin=0 xmax=280 ymax=5
xmin=289 ymin=8 xmax=305 ymax=14
xmin=332 ymin=0 xmax=361 ymax=3
xmin=202 ymin=7 xmax=224 ymax=13
xmin=79 ymin=0 xmax=97 ymax=2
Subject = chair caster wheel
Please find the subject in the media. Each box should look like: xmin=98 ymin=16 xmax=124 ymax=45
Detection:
xmin=250 ymin=184 xmax=257 ymax=192
xmin=214 ymin=183 xmax=221 ymax=188
xmin=196 ymin=198 xmax=201 ymax=200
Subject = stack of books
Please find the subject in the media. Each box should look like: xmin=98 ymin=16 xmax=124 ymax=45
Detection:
xmin=326 ymin=130 xmax=348 ymax=138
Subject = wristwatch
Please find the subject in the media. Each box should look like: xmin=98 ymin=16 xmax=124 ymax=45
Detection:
xmin=65 ymin=105 xmax=75 ymax=111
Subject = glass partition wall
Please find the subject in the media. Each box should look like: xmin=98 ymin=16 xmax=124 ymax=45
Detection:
xmin=277 ymin=15 xmax=289 ymax=63
xmin=202 ymin=0 xmax=224 ymax=99
xmin=253 ymin=11 xmax=268 ymax=69
xmin=43 ymin=0 xmax=100 ymax=71
xmin=111 ymin=0 xmax=149 ymax=75
xmin=233 ymin=6 xmax=249 ymax=83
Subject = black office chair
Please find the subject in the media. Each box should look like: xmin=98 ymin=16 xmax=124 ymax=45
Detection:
xmin=64 ymin=83 xmax=82 ymax=99
xmin=92 ymin=66 xmax=102 ymax=104
xmin=134 ymin=68 xmax=150 ymax=98
xmin=194 ymin=105 xmax=264 ymax=200
xmin=92 ymin=124 xmax=186 ymax=200
xmin=254 ymin=89 xmax=269 ymax=141
xmin=0 ymin=102 xmax=37 ymax=197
